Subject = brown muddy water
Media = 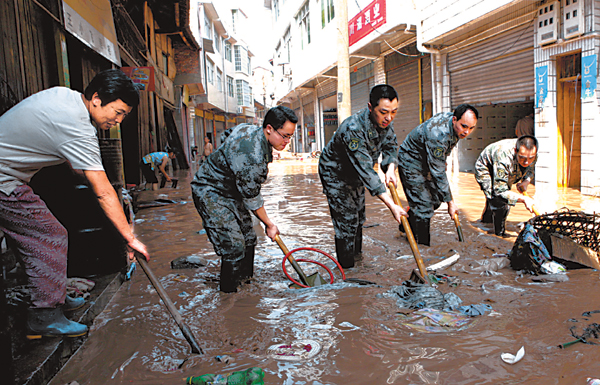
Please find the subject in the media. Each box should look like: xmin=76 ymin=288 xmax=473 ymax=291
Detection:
xmin=51 ymin=161 xmax=600 ymax=385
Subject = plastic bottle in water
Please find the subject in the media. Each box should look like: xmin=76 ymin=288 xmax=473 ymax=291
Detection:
xmin=184 ymin=367 xmax=265 ymax=385
xmin=587 ymin=378 xmax=600 ymax=385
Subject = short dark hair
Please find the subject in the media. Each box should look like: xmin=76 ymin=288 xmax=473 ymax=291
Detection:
xmin=369 ymin=84 xmax=398 ymax=107
xmin=453 ymin=104 xmax=479 ymax=120
xmin=263 ymin=105 xmax=298 ymax=130
xmin=84 ymin=69 xmax=140 ymax=107
xmin=516 ymin=135 xmax=538 ymax=151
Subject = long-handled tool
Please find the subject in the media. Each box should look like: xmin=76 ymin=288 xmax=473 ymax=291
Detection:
xmin=275 ymin=235 xmax=329 ymax=288
xmin=388 ymin=182 xmax=429 ymax=284
xmin=135 ymin=254 xmax=203 ymax=354
xmin=522 ymin=191 xmax=541 ymax=216
xmin=453 ymin=214 xmax=464 ymax=242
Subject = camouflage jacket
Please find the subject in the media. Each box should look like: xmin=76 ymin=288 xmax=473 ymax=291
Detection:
xmin=397 ymin=112 xmax=458 ymax=202
xmin=474 ymin=138 xmax=536 ymax=205
xmin=191 ymin=124 xmax=272 ymax=211
xmin=319 ymin=108 xmax=398 ymax=196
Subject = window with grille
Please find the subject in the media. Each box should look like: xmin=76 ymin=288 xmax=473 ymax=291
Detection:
xmin=235 ymin=45 xmax=249 ymax=74
xmin=321 ymin=0 xmax=334 ymax=28
xmin=225 ymin=41 xmax=232 ymax=62
xmin=227 ymin=76 xmax=234 ymax=97
xmin=296 ymin=2 xmax=310 ymax=49
xmin=236 ymin=79 xmax=251 ymax=106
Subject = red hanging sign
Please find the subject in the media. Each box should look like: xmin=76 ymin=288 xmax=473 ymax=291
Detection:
xmin=120 ymin=67 xmax=155 ymax=92
xmin=349 ymin=0 xmax=386 ymax=46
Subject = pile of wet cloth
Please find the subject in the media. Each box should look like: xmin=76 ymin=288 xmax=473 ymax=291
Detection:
xmin=381 ymin=281 xmax=492 ymax=332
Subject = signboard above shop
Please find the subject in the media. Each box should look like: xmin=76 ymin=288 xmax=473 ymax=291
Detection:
xmin=62 ymin=0 xmax=120 ymax=65
xmin=121 ymin=67 xmax=155 ymax=92
xmin=349 ymin=0 xmax=386 ymax=46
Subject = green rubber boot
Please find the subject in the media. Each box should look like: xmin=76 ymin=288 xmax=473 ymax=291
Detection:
xmin=26 ymin=307 xmax=88 ymax=339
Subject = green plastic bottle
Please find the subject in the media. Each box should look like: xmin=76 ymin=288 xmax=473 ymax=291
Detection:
xmin=184 ymin=367 xmax=265 ymax=385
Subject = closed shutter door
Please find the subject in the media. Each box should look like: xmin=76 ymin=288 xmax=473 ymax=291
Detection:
xmin=387 ymin=60 xmax=420 ymax=144
xmin=448 ymin=22 xmax=534 ymax=107
xmin=350 ymin=78 xmax=371 ymax=115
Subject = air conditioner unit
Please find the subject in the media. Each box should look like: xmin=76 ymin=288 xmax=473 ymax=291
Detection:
xmin=236 ymin=106 xmax=244 ymax=114
xmin=563 ymin=0 xmax=584 ymax=39
xmin=537 ymin=1 xmax=558 ymax=46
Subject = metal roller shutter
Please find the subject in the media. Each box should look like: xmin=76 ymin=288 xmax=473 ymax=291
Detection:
xmin=387 ymin=60 xmax=420 ymax=143
xmin=350 ymin=78 xmax=371 ymax=115
xmin=448 ymin=22 xmax=534 ymax=107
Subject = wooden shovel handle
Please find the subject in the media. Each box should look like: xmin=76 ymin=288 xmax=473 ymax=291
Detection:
xmin=522 ymin=191 xmax=541 ymax=216
xmin=388 ymin=183 xmax=429 ymax=282
xmin=453 ymin=214 xmax=465 ymax=242
xmin=274 ymin=234 xmax=311 ymax=286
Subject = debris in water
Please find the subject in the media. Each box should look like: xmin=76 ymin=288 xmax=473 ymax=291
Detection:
xmin=501 ymin=346 xmax=525 ymax=364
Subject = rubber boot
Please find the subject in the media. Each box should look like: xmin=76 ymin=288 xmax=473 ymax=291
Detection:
xmin=335 ymin=237 xmax=355 ymax=269
xmin=354 ymin=228 xmax=363 ymax=263
xmin=26 ymin=308 xmax=88 ymax=339
xmin=480 ymin=200 xmax=493 ymax=223
xmin=240 ymin=246 xmax=255 ymax=283
xmin=160 ymin=177 xmax=167 ymax=189
xmin=63 ymin=295 xmax=85 ymax=312
xmin=415 ymin=219 xmax=431 ymax=246
xmin=492 ymin=207 xmax=510 ymax=237
xmin=220 ymin=258 xmax=242 ymax=293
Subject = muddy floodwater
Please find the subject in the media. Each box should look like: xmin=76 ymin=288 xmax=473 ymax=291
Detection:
xmin=50 ymin=161 xmax=600 ymax=385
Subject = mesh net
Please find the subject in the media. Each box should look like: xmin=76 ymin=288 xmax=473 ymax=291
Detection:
xmin=530 ymin=209 xmax=600 ymax=253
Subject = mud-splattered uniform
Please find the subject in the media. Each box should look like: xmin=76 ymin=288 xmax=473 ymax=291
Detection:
xmin=475 ymin=138 xmax=535 ymax=234
xmin=319 ymin=108 xmax=398 ymax=267
xmin=191 ymin=124 xmax=272 ymax=290
xmin=398 ymin=112 xmax=458 ymax=221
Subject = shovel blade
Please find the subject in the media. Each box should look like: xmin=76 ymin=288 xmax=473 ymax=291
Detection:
xmin=409 ymin=269 xmax=427 ymax=284
xmin=289 ymin=272 xmax=328 ymax=289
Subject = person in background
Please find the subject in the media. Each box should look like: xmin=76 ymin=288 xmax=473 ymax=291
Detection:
xmin=397 ymin=104 xmax=479 ymax=246
xmin=475 ymin=136 xmax=537 ymax=237
xmin=140 ymin=149 xmax=176 ymax=189
xmin=0 ymin=69 xmax=149 ymax=338
xmin=319 ymin=85 xmax=407 ymax=269
xmin=201 ymin=136 xmax=213 ymax=162
xmin=515 ymin=112 xmax=534 ymax=137
xmin=191 ymin=106 xmax=298 ymax=293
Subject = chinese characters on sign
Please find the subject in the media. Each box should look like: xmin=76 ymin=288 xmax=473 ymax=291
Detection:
xmin=536 ymin=65 xmax=548 ymax=108
xmin=349 ymin=0 xmax=386 ymax=46
xmin=62 ymin=0 xmax=120 ymax=65
xmin=581 ymin=55 xmax=597 ymax=100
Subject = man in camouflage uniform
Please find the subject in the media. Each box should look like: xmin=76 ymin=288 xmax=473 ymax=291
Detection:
xmin=319 ymin=85 xmax=407 ymax=269
xmin=191 ymin=106 xmax=298 ymax=292
xmin=397 ymin=104 xmax=479 ymax=246
xmin=475 ymin=136 xmax=537 ymax=237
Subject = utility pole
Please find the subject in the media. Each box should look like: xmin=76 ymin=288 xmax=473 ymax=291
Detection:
xmin=336 ymin=0 xmax=351 ymax=123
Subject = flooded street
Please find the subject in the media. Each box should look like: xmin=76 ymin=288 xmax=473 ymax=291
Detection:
xmin=51 ymin=161 xmax=600 ymax=385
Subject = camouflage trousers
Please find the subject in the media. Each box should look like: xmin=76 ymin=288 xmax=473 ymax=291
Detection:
xmin=191 ymin=185 xmax=257 ymax=262
xmin=319 ymin=169 xmax=366 ymax=240
xmin=398 ymin=164 xmax=442 ymax=221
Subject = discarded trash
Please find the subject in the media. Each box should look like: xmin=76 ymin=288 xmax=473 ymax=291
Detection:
xmin=338 ymin=321 xmax=360 ymax=331
xmin=531 ymin=274 xmax=569 ymax=283
xmin=197 ymin=229 xmax=206 ymax=235
xmin=456 ymin=304 xmax=492 ymax=317
xmin=214 ymin=354 xmax=231 ymax=364
xmin=398 ymin=308 xmax=473 ymax=333
xmin=171 ymin=255 xmax=208 ymax=269
xmin=501 ymin=346 xmax=525 ymax=364
xmin=184 ymin=367 xmax=265 ymax=384
xmin=125 ymin=262 xmax=136 ymax=280
xmin=541 ymin=261 xmax=566 ymax=274
xmin=427 ymin=253 xmax=460 ymax=272
xmin=508 ymin=223 xmax=552 ymax=273
xmin=267 ymin=339 xmax=321 ymax=361
xmin=587 ymin=378 xmax=600 ymax=385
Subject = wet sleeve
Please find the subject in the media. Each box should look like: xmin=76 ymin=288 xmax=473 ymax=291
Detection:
xmin=492 ymin=161 xmax=519 ymax=205
xmin=343 ymin=124 xmax=386 ymax=196
xmin=230 ymin=152 xmax=267 ymax=211
xmin=474 ymin=158 xmax=493 ymax=200
xmin=424 ymin=137 xmax=452 ymax=202
xmin=379 ymin=128 xmax=399 ymax=171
